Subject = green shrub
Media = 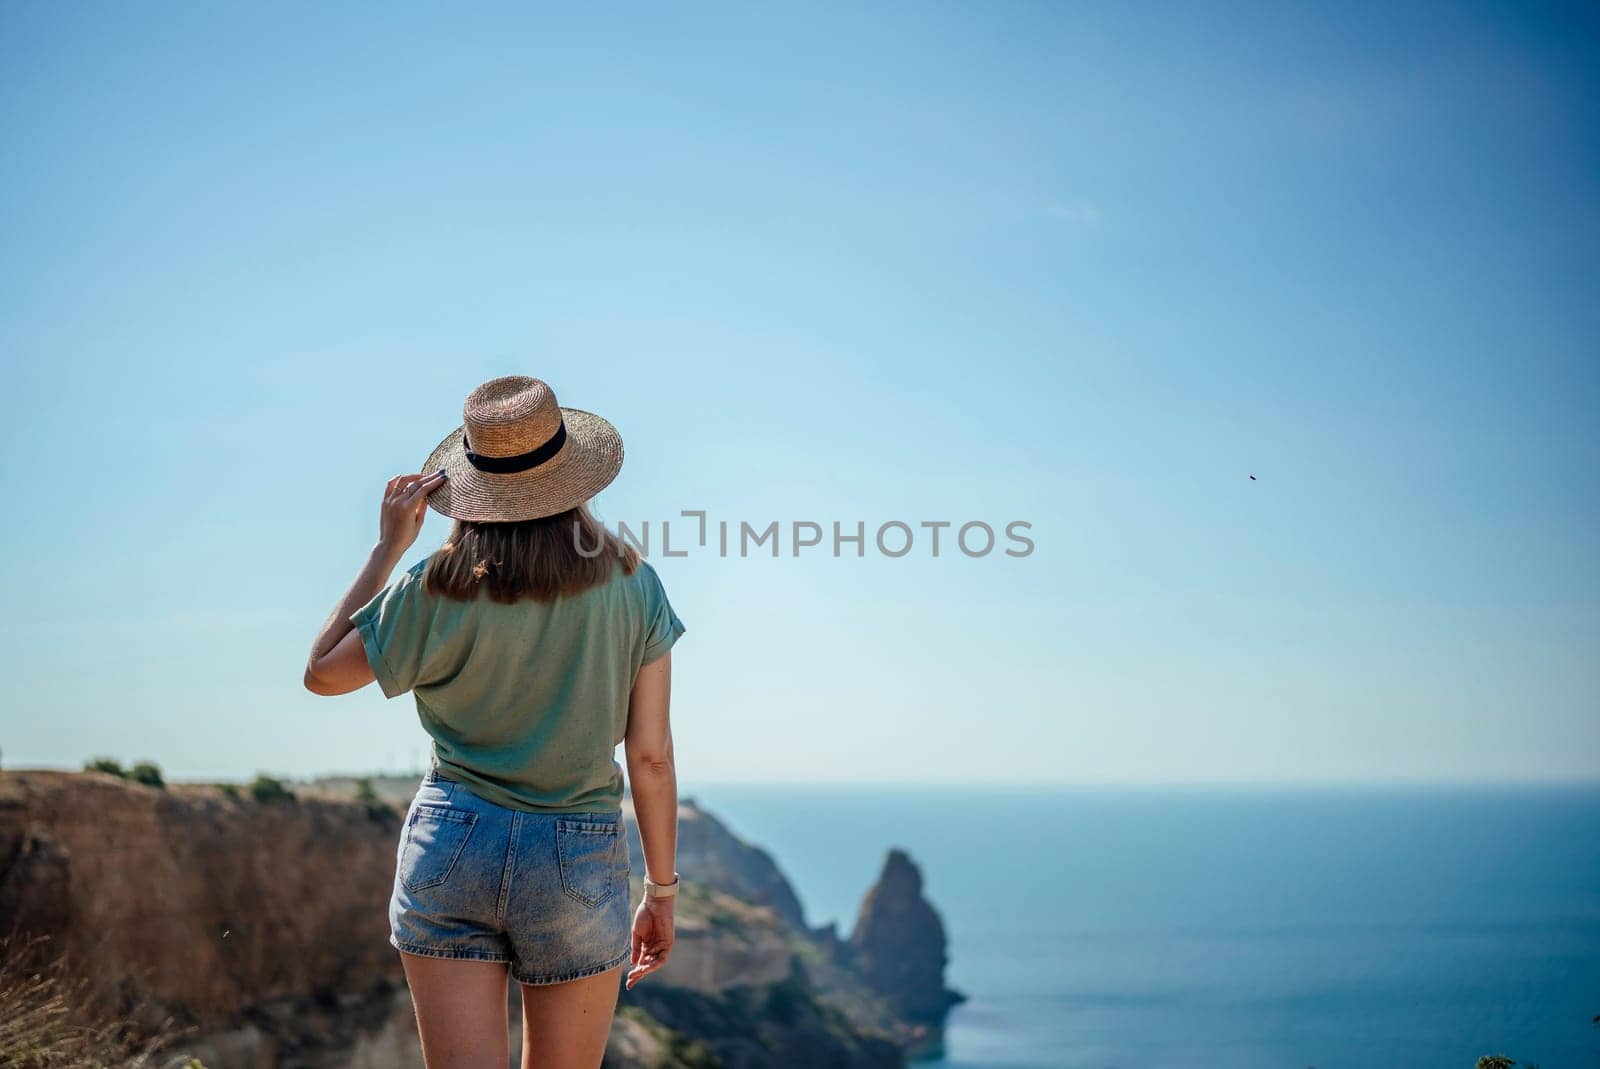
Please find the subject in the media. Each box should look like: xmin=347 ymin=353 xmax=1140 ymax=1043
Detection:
xmin=127 ymin=762 xmax=165 ymax=789
xmin=248 ymin=774 xmax=293 ymax=804
xmin=354 ymin=777 xmax=393 ymax=820
xmin=83 ymin=758 xmax=125 ymax=778
xmin=705 ymin=909 xmax=744 ymax=934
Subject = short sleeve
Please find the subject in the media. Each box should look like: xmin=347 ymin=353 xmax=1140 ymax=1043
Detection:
xmin=350 ymin=558 xmax=438 ymax=699
xmin=639 ymin=563 xmax=687 ymax=666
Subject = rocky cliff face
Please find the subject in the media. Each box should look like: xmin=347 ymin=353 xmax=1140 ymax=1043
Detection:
xmin=0 ymin=772 xmax=962 ymax=1068
xmin=0 ymin=770 xmax=416 ymax=1067
xmin=843 ymin=848 xmax=967 ymax=1057
xmin=627 ymin=796 xmax=808 ymax=933
xmin=612 ymin=796 xmax=911 ymax=1067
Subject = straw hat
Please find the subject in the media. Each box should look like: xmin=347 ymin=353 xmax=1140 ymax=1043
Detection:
xmin=419 ymin=375 xmax=623 ymax=522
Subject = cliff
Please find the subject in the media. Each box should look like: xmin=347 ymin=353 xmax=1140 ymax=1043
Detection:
xmin=843 ymin=849 xmax=967 ymax=1057
xmin=0 ymin=772 xmax=961 ymax=1068
xmin=0 ymin=770 xmax=412 ymax=1067
xmin=631 ymin=796 xmax=807 ymax=933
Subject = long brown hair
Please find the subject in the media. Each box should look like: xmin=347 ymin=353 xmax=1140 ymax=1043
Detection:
xmin=422 ymin=502 xmax=640 ymax=604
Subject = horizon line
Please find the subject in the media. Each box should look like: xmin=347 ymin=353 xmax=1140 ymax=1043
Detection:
xmin=9 ymin=764 xmax=1599 ymax=792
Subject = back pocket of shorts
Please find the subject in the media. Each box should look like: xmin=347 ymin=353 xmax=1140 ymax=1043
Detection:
xmin=555 ymin=818 xmax=622 ymax=908
xmin=399 ymin=806 xmax=477 ymax=893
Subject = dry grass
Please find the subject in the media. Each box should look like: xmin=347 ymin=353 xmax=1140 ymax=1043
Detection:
xmin=0 ymin=938 xmax=197 ymax=1069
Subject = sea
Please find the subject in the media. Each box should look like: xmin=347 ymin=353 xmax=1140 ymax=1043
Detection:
xmin=683 ymin=783 xmax=1600 ymax=1069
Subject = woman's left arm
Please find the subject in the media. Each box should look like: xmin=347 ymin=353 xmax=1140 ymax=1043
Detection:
xmin=304 ymin=470 xmax=446 ymax=696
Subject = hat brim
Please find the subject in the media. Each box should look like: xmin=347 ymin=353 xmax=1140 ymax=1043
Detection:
xmin=419 ymin=407 xmax=624 ymax=522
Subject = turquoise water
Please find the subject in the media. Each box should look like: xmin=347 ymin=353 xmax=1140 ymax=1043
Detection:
xmin=684 ymin=783 xmax=1600 ymax=1069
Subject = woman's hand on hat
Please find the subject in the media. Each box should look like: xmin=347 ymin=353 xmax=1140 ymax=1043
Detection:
xmin=377 ymin=470 xmax=447 ymax=558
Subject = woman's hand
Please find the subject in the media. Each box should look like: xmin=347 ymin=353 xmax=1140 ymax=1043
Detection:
xmin=625 ymin=898 xmax=674 ymax=990
xmin=378 ymin=470 xmax=447 ymax=558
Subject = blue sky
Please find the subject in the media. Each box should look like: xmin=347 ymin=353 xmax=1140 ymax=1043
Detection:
xmin=1 ymin=2 xmax=1595 ymax=784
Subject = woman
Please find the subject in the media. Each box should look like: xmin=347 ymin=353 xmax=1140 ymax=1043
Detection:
xmin=302 ymin=375 xmax=686 ymax=1069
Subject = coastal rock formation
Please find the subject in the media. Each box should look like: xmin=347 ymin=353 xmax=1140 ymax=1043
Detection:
xmin=844 ymin=848 xmax=967 ymax=1042
xmin=637 ymin=883 xmax=794 ymax=993
xmin=0 ymin=772 xmax=961 ymax=1068
xmin=618 ymin=973 xmax=903 ymax=1069
xmin=624 ymin=796 xmax=808 ymax=932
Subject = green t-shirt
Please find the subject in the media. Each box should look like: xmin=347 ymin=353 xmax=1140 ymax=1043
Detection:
xmin=350 ymin=555 xmax=685 ymax=814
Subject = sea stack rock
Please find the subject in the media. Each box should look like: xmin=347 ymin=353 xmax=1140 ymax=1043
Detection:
xmin=846 ymin=848 xmax=966 ymax=1034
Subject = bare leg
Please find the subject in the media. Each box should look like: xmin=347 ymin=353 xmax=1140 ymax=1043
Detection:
xmin=400 ymin=952 xmax=511 ymax=1069
xmin=519 ymin=962 xmax=624 ymax=1069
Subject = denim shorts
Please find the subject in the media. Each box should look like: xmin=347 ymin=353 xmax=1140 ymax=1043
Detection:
xmin=388 ymin=770 xmax=632 ymax=985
